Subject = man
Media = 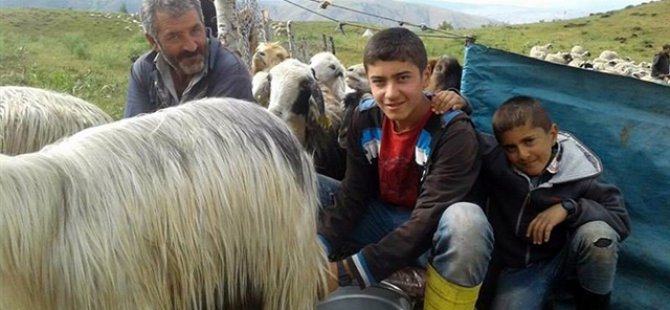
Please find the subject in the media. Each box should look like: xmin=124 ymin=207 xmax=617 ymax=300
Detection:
xmin=651 ymin=44 xmax=670 ymax=80
xmin=318 ymin=27 xmax=493 ymax=308
xmin=124 ymin=0 xmax=253 ymax=118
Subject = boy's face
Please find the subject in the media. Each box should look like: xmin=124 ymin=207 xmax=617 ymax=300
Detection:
xmin=367 ymin=60 xmax=431 ymax=130
xmin=498 ymin=122 xmax=558 ymax=177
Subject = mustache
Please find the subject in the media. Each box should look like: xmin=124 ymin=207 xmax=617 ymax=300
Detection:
xmin=178 ymin=49 xmax=203 ymax=60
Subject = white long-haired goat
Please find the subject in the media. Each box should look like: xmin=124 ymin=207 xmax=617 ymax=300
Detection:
xmin=267 ymin=58 xmax=347 ymax=180
xmin=0 ymin=98 xmax=328 ymax=309
xmin=0 ymin=86 xmax=113 ymax=155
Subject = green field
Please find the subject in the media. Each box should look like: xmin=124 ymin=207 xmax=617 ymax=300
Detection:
xmin=1 ymin=1 xmax=668 ymax=119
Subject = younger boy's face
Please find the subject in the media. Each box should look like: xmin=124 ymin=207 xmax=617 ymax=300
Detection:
xmin=367 ymin=60 xmax=431 ymax=130
xmin=498 ymin=122 xmax=558 ymax=177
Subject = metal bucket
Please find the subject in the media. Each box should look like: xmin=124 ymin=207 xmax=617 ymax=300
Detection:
xmin=317 ymin=285 xmax=414 ymax=310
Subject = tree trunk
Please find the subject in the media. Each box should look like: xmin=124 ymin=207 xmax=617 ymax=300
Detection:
xmin=214 ymin=0 xmax=242 ymax=56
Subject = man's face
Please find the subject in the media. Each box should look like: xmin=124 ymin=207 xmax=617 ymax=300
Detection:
xmin=147 ymin=9 xmax=207 ymax=78
xmin=366 ymin=60 xmax=431 ymax=130
xmin=498 ymin=122 xmax=558 ymax=177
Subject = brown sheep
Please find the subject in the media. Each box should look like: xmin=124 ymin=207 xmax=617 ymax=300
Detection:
xmin=251 ymin=42 xmax=289 ymax=74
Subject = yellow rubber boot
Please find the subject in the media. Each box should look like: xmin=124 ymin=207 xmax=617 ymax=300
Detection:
xmin=423 ymin=264 xmax=481 ymax=310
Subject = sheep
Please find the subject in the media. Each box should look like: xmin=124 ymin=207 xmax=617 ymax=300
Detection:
xmin=267 ymin=58 xmax=346 ymax=180
xmin=0 ymin=98 xmax=328 ymax=309
xmin=426 ymin=55 xmax=463 ymax=92
xmin=545 ymin=51 xmax=573 ymax=65
xmin=251 ymin=41 xmax=289 ymax=74
xmin=529 ymin=43 xmax=553 ymax=60
xmin=309 ymin=51 xmax=347 ymax=103
xmin=570 ymin=45 xmax=590 ymax=58
xmin=339 ymin=63 xmax=372 ymax=149
xmin=344 ymin=63 xmax=369 ymax=94
xmin=251 ymin=42 xmax=290 ymax=107
xmin=252 ymin=70 xmax=272 ymax=108
xmin=598 ymin=50 xmax=619 ymax=61
xmin=0 ymin=86 xmax=113 ymax=155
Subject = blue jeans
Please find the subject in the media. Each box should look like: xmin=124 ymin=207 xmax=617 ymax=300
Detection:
xmin=318 ymin=174 xmax=493 ymax=287
xmin=490 ymin=221 xmax=621 ymax=310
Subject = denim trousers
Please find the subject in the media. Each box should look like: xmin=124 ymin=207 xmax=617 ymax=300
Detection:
xmin=490 ymin=220 xmax=621 ymax=309
xmin=318 ymin=174 xmax=493 ymax=287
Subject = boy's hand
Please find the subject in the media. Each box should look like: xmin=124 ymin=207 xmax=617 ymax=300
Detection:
xmin=431 ymin=90 xmax=466 ymax=114
xmin=526 ymin=203 xmax=568 ymax=244
xmin=326 ymin=262 xmax=339 ymax=293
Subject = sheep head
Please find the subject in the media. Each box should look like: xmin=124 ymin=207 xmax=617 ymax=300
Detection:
xmin=426 ymin=55 xmax=462 ymax=92
xmin=309 ymin=52 xmax=346 ymax=101
xmin=251 ymin=42 xmax=289 ymax=74
xmin=252 ymin=71 xmax=271 ymax=108
xmin=344 ymin=63 xmax=369 ymax=93
xmin=267 ymin=59 xmax=326 ymax=145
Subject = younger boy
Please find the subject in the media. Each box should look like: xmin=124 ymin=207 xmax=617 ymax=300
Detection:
xmin=317 ymin=27 xmax=493 ymax=308
xmin=477 ymin=96 xmax=631 ymax=310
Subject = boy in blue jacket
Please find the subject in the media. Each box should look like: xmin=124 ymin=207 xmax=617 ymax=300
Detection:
xmin=477 ymin=96 xmax=631 ymax=310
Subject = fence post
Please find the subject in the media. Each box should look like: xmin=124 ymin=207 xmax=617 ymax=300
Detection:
xmin=287 ymin=21 xmax=295 ymax=58
xmin=329 ymin=36 xmax=336 ymax=55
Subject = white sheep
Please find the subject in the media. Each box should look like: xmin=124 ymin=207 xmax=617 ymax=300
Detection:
xmin=545 ymin=51 xmax=573 ymax=65
xmin=529 ymin=43 xmax=553 ymax=60
xmin=252 ymin=70 xmax=271 ymax=107
xmin=0 ymin=86 xmax=113 ymax=155
xmin=310 ymin=52 xmax=347 ymax=102
xmin=251 ymin=42 xmax=290 ymax=107
xmin=267 ymin=59 xmax=346 ymax=180
xmin=0 ymin=98 xmax=328 ymax=309
xmin=345 ymin=63 xmax=370 ymax=94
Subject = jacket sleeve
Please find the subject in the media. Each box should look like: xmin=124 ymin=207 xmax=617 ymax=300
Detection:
xmin=123 ymin=60 xmax=154 ymax=118
xmin=565 ymin=178 xmax=631 ymax=240
xmin=347 ymin=117 xmax=482 ymax=288
xmin=317 ymin=107 xmax=376 ymax=256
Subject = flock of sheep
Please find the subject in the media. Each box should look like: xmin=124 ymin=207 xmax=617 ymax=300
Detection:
xmin=529 ymin=43 xmax=669 ymax=84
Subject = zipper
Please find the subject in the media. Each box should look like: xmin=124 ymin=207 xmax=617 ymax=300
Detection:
xmin=513 ymin=175 xmax=535 ymax=266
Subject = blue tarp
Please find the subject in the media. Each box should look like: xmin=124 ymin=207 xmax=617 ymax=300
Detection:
xmin=461 ymin=43 xmax=670 ymax=309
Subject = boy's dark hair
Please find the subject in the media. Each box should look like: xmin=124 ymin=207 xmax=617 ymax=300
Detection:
xmin=663 ymin=44 xmax=670 ymax=50
xmin=492 ymin=96 xmax=553 ymax=141
xmin=363 ymin=27 xmax=427 ymax=73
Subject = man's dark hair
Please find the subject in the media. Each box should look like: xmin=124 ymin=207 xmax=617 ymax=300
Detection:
xmin=363 ymin=27 xmax=427 ymax=73
xmin=663 ymin=44 xmax=670 ymax=50
xmin=492 ymin=96 xmax=553 ymax=142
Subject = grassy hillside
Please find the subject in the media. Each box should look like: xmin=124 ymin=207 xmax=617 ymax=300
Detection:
xmin=1 ymin=1 xmax=668 ymax=119
xmin=0 ymin=9 xmax=147 ymax=118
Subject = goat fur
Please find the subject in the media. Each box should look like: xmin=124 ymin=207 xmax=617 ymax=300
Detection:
xmin=0 ymin=86 xmax=113 ymax=155
xmin=0 ymin=98 xmax=328 ymax=309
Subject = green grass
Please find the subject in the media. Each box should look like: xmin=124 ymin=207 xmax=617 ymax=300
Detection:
xmin=1 ymin=1 xmax=668 ymax=119
xmin=0 ymin=9 xmax=147 ymax=119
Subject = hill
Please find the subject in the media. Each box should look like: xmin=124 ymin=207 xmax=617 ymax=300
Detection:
xmin=0 ymin=0 xmax=498 ymax=29
xmin=260 ymin=0 xmax=498 ymax=29
xmin=1 ymin=0 xmax=668 ymax=119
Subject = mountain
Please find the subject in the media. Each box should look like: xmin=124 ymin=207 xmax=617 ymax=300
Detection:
xmin=259 ymin=0 xmax=499 ymax=29
xmin=0 ymin=0 xmax=499 ymax=29
xmin=397 ymin=0 xmax=654 ymax=24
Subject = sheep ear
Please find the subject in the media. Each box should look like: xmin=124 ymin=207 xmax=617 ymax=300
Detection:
xmin=311 ymin=68 xmax=319 ymax=81
xmin=308 ymin=82 xmax=328 ymax=127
